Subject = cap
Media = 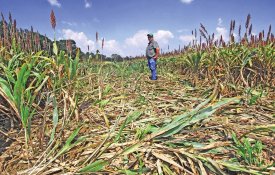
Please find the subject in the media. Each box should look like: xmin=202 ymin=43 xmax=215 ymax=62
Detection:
xmin=147 ymin=33 xmax=154 ymax=37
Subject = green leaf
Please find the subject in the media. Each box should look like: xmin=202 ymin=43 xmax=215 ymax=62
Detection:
xmin=0 ymin=77 xmax=14 ymax=102
xmin=98 ymin=99 xmax=110 ymax=108
xmin=14 ymin=63 xmax=30 ymax=109
xmin=70 ymin=48 xmax=80 ymax=80
xmin=56 ymin=127 xmax=82 ymax=157
xmin=122 ymin=143 xmax=141 ymax=155
xmin=103 ymin=85 xmax=112 ymax=96
xmin=65 ymin=127 xmax=81 ymax=147
xmin=156 ymin=97 xmax=240 ymax=138
xmin=53 ymin=42 xmax=58 ymax=56
xmin=20 ymin=105 xmax=30 ymax=128
xmin=115 ymin=111 xmax=142 ymax=142
xmin=79 ymin=160 xmax=108 ymax=172
xmin=119 ymin=168 xmax=151 ymax=175
xmin=162 ymin=164 xmax=176 ymax=175
xmin=49 ymin=96 xmax=59 ymax=144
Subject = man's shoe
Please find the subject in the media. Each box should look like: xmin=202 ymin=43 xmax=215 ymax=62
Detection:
xmin=149 ymin=76 xmax=158 ymax=80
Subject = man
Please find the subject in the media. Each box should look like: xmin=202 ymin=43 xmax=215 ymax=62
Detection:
xmin=146 ymin=33 xmax=159 ymax=80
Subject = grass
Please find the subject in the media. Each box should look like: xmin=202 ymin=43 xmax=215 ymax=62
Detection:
xmin=232 ymin=132 xmax=265 ymax=167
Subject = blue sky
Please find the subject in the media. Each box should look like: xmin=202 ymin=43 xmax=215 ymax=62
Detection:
xmin=0 ymin=0 xmax=274 ymax=56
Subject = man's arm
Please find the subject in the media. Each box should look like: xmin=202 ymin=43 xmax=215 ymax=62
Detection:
xmin=154 ymin=47 xmax=160 ymax=59
xmin=153 ymin=41 xmax=160 ymax=59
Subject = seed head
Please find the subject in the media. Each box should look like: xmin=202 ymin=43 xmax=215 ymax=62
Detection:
xmin=50 ymin=10 xmax=56 ymax=30
xmin=230 ymin=20 xmax=233 ymax=34
xmin=199 ymin=29 xmax=208 ymax=43
xmin=102 ymin=38 xmax=104 ymax=49
xmin=245 ymin=14 xmax=251 ymax=29
xmin=238 ymin=25 xmax=241 ymax=38
xmin=66 ymin=39 xmax=72 ymax=54
xmin=232 ymin=20 xmax=235 ymax=31
xmin=200 ymin=23 xmax=208 ymax=35
xmin=267 ymin=25 xmax=272 ymax=41
xmin=248 ymin=24 xmax=252 ymax=36
xmin=9 ymin=12 xmax=12 ymax=25
xmin=96 ymin=32 xmax=99 ymax=42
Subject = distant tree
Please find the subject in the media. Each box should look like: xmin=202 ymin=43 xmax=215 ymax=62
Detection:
xmin=111 ymin=54 xmax=122 ymax=61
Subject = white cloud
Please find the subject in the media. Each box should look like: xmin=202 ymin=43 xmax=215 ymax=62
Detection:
xmin=47 ymin=0 xmax=61 ymax=7
xmin=61 ymin=29 xmax=174 ymax=57
xmin=62 ymin=21 xmax=77 ymax=26
xmin=125 ymin=30 xmax=149 ymax=47
xmin=214 ymin=18 xmax=228 ymax=41
xmin=154 ymin=30 xmax=174 ymax=45
xmin=103 ymin=40 xmax=123 ymax=56
xmin=216 ymin=26 xmax=228 ymax=41
xmin=218 ymin=18 xmax=223 ymax=26
xmin=84 ymin=0 xmax=91 ymax=8
xmin=62 ymin=29 xmax=95 ymax=52
xmin=124 ymin=30 xmax=149 ymax=56
xmin=177 ymin=28 xmax=189 ymax=33
xmin=124 ymin=29 xmax=174 ymax=56
xmin=179 ymin=35 xmax=195 ymax=43
xmin=180 ymin=0 xmax=194 ymax=4
xmin=61 ymin=29 xmax=122 ymax=56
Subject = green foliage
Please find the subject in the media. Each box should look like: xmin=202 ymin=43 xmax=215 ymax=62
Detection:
xmin=232 ymin=132 xmax=264 ymax=166
xmin=115 ymin=111 xmax=142 ymax=142
xmin=49 ymin=96 xmax=59 ymax=144
xmin=246 ymin=88 xmax=264 ymax=105
xmin=0 ymin=39 xmax=81 ymax=146
xmin=135 ymin=124 xmax=156 ymax=140
xmin=154 ymin=96 xmax=241 ymax=138
xmin=79 ymin=160 xmax=108 ymax=173
xmin=185 ymin=51 xmax=205 ymax=73
xmin=134 ymin=94 xmax=147 ymax=105
xmin=0 ymin=55 xmax=49 ymax=144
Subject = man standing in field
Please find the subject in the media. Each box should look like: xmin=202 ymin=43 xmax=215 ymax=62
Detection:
xmin=146 ymin=33 xmax=160 ymax=80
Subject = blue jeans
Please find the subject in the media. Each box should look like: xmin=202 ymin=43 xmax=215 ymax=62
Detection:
xmin=147 ymin=58 xmax=157 ymax=80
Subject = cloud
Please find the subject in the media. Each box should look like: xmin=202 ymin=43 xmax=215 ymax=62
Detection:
xmin=124 ymin=30 xmax=149 ymax=56
xmin=125 ymin=30 xmax=149 ymax=47
xmin=215 ymin=18 xmax=228 ymax=41
xmin=61 ymin=29 xmax=122 ymax=56
xmin=47 ymin=0 xmax=61 ymax=7
xmin=177 ymin=28 xmax=190 ymax=33
xmin=103 ymin=40 xmax=123 ymax=56
xmin=124 ymin=29 xmax=174 ymax=56
xmin=180 ymin=0 xmax=194 ymax=4
xmin=218 ymin=18 xmax=223 ymax=26
xmin=84 ymin=0 xmax=91 ymax=8
xmin=61 ymin=21 xmax=77 ymax=26
xmin=61 ymin=29 xmax=174 ymax=57
xmin=179 ymin=35 xmax=195 ymax=43
xmin=216 ymin=26 xmax=228 ymax=41
xmin=154 ymin=30 xmax=174 ymax=45
xmin=62 ymin=29 xmax=95 ymax=52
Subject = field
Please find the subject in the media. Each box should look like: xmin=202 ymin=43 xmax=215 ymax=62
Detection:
xmin=0 ymin=12 xmax=274 ymax=174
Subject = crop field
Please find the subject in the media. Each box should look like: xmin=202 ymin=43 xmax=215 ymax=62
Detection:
xmin=0 ymin=11 xmax=274 ymax=175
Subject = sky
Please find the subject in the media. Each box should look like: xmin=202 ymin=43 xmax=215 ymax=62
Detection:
xmin=0 ymin=0 xmax=274 ymax=56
